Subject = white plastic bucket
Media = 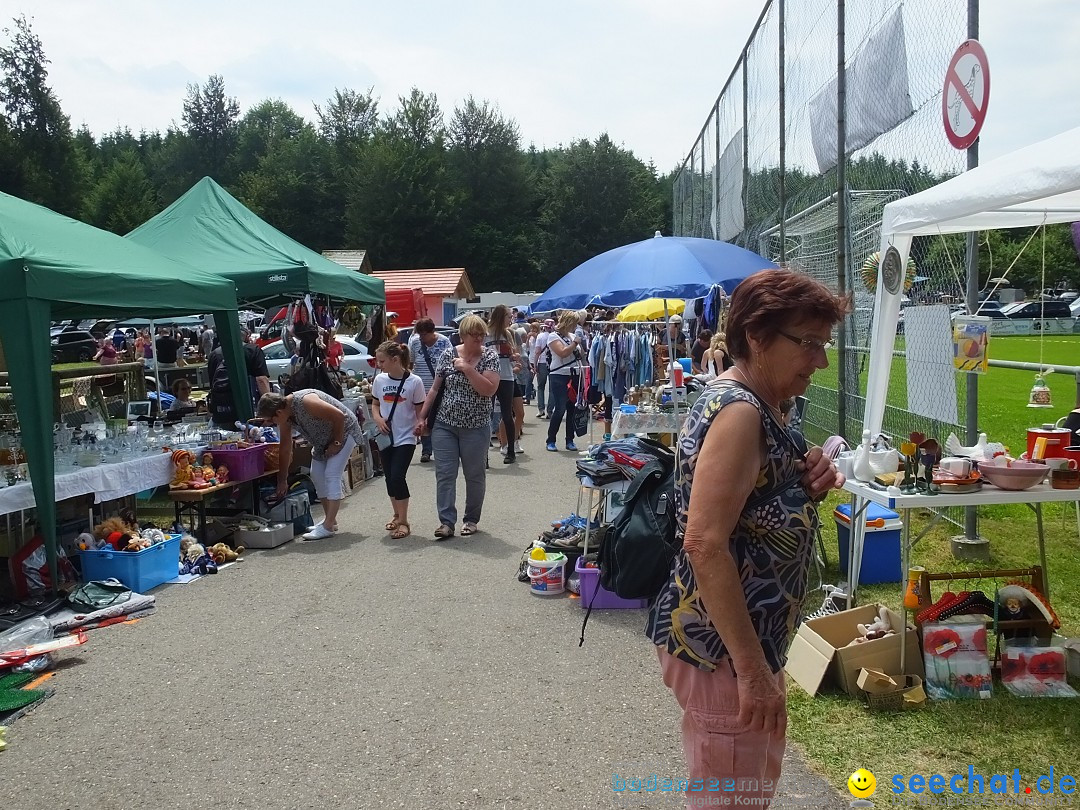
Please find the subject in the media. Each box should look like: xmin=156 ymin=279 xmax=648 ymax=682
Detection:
xmin=527 ymin=553 xmax=566 ymax=595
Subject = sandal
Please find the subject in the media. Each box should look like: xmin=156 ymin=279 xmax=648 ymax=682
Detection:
xmin=385 ymin=518 xmax=400 ymax=531
xmin=390 ymin=522 xmax=411 ymax=539
xmin=461 ymin=522 xmax=479 ymax=536
xmin=434 ymin=524 xmax=455 ymax=540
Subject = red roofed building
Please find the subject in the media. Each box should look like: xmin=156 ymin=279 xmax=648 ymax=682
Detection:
xmin=371 ymin=268 xmax=475 ymax=326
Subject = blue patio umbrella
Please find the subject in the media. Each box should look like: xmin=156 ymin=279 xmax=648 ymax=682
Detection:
xmin=528 ymin=232 xmax=777 ymax=313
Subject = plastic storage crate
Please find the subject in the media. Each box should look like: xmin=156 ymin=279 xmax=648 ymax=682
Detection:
xmin=210 ymin=445 xmax=266 ymax=482
xmin=79 ymin=534 xmax=180 ymax=593
xmin=576 ymin=556 xmax=648 ymax=610
xmin=834 ymin=502 xmax=903 ymax=585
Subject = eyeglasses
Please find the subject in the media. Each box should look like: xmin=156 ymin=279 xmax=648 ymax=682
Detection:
xmin=777 ymin=330 xmax=833 ymax=352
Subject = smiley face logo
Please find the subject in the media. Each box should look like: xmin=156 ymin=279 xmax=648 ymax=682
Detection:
xmin=848 ymin=768 xmax=877 ymax=799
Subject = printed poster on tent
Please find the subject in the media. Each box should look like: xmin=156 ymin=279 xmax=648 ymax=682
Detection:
xmin=952 ymin=315 xmax=989 ymax=374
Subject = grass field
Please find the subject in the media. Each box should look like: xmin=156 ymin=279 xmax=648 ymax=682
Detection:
xmin=787 ymin=335 xmax=1080 ymax=799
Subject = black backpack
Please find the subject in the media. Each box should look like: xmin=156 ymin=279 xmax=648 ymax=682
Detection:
xmin=578 ymin=447 xmax=678 ymax=646
xmin=600 ymin=456 xmax=678 ymax=600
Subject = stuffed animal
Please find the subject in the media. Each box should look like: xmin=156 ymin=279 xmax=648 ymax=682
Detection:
xmin=854 ymin=605 xmax=894 ymax=643
xmin=76 ymin=531 xmax=107 ymax=551
xmin=123 ymin=537 xmax=152 ymax=552
xmin=94 ymin=516 xmax=139 ymax=551
xmin=208 ymin=542 xmax=243 ymax=564
xmin=140 ymin=527 xmax=166 ymax=545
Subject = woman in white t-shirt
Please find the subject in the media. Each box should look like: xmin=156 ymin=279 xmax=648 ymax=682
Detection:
xmin=372 ymin=341 xmax=427 ymax=539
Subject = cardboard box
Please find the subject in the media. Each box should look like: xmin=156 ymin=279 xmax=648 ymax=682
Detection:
xmin=785 ymin=603 xmax=924 ymax=697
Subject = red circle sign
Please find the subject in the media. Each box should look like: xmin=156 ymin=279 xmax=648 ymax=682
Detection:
xmin=942 ymin=40 xmax=990 ymax=150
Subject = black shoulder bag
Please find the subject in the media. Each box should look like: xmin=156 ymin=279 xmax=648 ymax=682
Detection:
xmin=375 ymin=377 xmax=405 ymax=451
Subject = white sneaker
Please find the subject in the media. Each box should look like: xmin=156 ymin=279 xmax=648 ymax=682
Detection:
xmin=515 ymin=442 xmax=523 ymax=454
xmin=499 ymin=444 xmax=507 ymax=455
xmin=302 ymin=524 xmax=336 ymax=541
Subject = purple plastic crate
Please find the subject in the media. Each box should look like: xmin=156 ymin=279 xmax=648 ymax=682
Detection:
xmin=209 ymin=445 xmax=266 ymax=482
xmin=576 ymin=556 xmax=648 ymax=610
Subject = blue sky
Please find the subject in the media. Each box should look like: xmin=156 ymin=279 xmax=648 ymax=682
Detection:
xmin=9 ymin=0 xmax=1078 ymax=173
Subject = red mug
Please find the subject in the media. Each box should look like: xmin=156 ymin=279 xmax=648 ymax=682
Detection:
xmin=1061 ymin=446 xmax=1080 ymax=466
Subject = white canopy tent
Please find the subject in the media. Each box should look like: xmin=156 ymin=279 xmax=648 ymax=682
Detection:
xmin=864 ymin=124 xmax=1080 ymax=436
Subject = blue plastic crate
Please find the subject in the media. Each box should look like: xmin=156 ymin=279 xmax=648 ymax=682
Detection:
xmin=79 ymin=534 xmax=181 ymax=593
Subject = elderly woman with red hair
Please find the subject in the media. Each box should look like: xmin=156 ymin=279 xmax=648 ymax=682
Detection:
xmin=647 ymin=269 xmax=849 ymax=809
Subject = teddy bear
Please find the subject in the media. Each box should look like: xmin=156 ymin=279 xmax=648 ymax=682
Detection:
xmin=93 ymin=516 xmax=140 ymax=551
xmin=208 ymin=542 xmax=244 ymax=564
xmin=853 ymin=605 xmax=894 ymax=643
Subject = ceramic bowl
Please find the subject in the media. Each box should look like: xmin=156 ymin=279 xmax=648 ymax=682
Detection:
xmin=977 ymin=463 xmax=1050 ymax=491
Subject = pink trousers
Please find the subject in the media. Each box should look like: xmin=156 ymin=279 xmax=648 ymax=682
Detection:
xmin=657 ymin=648 xmax=786 ymax=809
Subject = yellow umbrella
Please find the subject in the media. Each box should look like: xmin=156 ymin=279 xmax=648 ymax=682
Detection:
xmin=614 ymin=298 xmax=685 ymax=322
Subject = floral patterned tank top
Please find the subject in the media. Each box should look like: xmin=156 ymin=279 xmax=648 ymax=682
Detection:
xmin=646 ymin=380 xmax=818 ymax=674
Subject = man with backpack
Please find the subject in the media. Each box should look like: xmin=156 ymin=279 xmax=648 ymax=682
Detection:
xmin=207 ymin=334 xmax=271 ymax=429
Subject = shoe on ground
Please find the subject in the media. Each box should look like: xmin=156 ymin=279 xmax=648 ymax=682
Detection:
xmin=503 ymin=454 xmax=516 ymax=464
xmin=499 ymin=444 xmax=507 ymax=455
xmin=302 ymin=524 xmax=336 ymax=541
xmin=537 ymin=411 xmax=547 ymax=419
xmin=515 ymin=442 xmax=523 ymax=454
xmin=420 ymin=454 xmax=432 ymax=463
xmin=546 ymin=442 xmax=558 ymax=452
xmin=565 ymin=441 xmax=578 ymax=452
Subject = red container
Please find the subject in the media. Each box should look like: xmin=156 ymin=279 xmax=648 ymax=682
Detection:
xmin=576 ymin=557 xmax=648 ymax=610
xmin=210 ymin=445 xmax=266 ymax=482
xmin=1026 ymin=426 xmax=1072 ymax=459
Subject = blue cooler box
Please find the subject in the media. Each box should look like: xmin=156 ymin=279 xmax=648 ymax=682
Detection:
xmin=834 ymin=502 xmax=902 ymax=585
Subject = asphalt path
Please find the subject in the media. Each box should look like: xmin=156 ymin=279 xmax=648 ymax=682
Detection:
xmin=0 ymin=414 xmax=848 ymax=810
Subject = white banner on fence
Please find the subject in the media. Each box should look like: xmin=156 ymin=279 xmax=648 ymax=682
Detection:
xmin=904 ymin=305 xmax=958 ymax=424
xmin=989 ymin=318 xmax=1078 ymax=336
xmin=712 ymin=129 xmax=744 ymax=241
xmin=809 ymin=6 xmax=915 ymax=173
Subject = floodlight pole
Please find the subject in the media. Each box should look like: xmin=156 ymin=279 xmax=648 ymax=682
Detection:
xmin=964 ymin=0 xmax=981 ymax=541
xmin=836 ymin=0 xmax=849 ymax=440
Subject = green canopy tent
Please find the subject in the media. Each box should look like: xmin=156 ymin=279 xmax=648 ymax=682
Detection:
xmin=0 ymin=191 xmax=250 ymax=592
xmin=126 ymin=177 xmax=385 ymax=307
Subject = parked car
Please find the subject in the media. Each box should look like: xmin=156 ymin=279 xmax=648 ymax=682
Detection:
xmin=1000 ymin=300 xmax=1074 ymax=319
xmin=51 ymin=330 xmax=99 ymax=364
xmin=261 ymin=336 xmax=374 ymax=382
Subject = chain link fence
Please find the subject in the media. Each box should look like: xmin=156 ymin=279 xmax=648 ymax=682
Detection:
xmin=675 ymin=0 xmax=974 ymax=526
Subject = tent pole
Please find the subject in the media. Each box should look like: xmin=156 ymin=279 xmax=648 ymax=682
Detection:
xmin=149 ymin=318 xmax=163 ymax=414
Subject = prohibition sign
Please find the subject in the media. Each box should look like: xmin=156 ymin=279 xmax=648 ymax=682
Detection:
xmin=942 ymin=39 xmax=990 ymax=150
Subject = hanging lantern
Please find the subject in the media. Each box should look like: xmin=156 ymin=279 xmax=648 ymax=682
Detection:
xmin=1027 ymin=374 xmax=1053 ymax=409
xmin=861 ymin=251 xmax=918 ymax=294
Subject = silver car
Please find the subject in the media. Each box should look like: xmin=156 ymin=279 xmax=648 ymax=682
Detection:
xmin=261 ymin=336 xmax=374 ymax=381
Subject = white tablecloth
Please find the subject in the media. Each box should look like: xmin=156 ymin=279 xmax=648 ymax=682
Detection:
xmin=0 ymin=452 xmax=175 ymax=515
xmin=611 ymin=411 xmax=687 ymax=436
